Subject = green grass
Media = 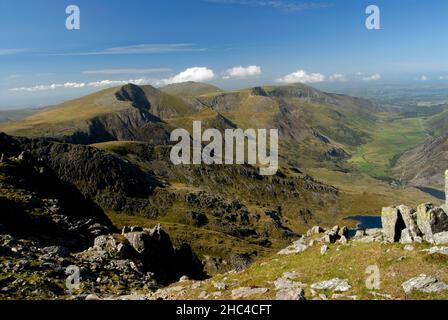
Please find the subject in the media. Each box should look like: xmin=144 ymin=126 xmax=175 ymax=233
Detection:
xmin=158 ymin=241 xmax=448 ymax=300
xmin=348 ymin=114 xmax=429 ymax=178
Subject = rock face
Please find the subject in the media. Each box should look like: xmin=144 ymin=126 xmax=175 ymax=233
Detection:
xmin=121 ymin=225 xmax=206 ymax=284
xmin=416 ymin=203 xmax=448 ymax=241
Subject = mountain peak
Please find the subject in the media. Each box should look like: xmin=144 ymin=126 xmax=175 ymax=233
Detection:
xmin=115 ymin=83 xmax=150 ymax=109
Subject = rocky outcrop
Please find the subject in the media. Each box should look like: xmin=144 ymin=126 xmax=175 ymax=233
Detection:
xmin=381 ymin=202 xmax=448 ymax=244
xmin=0 ymin=222 xmax=206 ymax=299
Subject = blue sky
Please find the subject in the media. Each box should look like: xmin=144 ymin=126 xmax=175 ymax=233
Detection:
xmin=0 ymin=0 xmax=447 ymax=109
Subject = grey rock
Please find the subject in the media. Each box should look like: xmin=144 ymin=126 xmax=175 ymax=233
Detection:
xmin=416 ymin=203 xmax=448 ymax=241
xmin=41 ymin=246 xmax=70 ymax=257
xmin=179 ymin=275 xmax=189 ymax=282
xmin=397 ymin=205 xmax=421 ymax=239
xmin=381 ymin=206 xmax=401 ymax=242
xmin=400 ymin=229 xmax=414 ymax=244
xmin=231 ymin=287 xmax=268 ymax=299
xmin=365 ymin=228 xmax=382 ymax=236
xmin=123 ymin=232 xmax=147 ymax=254
xmin=338 ymin=226 xmax=349 ymax=238
xmin=213 ymin=282 xmax=227 ymax=290
xmin=311 ymin=278 xmax=351 ymax=292
xmin=278 ymin=239 xmax=307 ymax=255
xmin=402 ymin=274 xmax=448 ymax=294
xmin=433 ymin=231 xmax=448 ymax=245
xmin=427 ymin=246 xmax=448 ymax=255
xmin=307 ymin=226 xmax=324 ymax=236
xmin=337 ymin=235 xmax=348 ymax=245
xmin=354 ymin=230 xmax=366 ymax=238
xmin=274 ymin=278 xmax=303 ymax=290
xmin=320 ymin=245 xmax=329 ymax=255
xmin=276 ymin=288 xmax=305 ymax=300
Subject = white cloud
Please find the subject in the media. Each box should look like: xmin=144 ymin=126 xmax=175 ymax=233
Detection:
xmin=9 ymin=67 xmax=216 ymax=92
xmin=0 ymin=48 xmax=30 ymax=56
xmin=82 ymin=68 xmax=171 ymax=75
xmin=420 ymin=75 xmax=428 ymax=81
xmin=362 ymin=73 xmax=381 ymax=81
xmin=440 ymin=75 xmax=448 ymax=80
xmin=9 ymin=79 xmax=152 ymax=92
xmin=223 ymin=65 xmax=261 ymax=79
xmin=329 ymin=73 xmax=347 ymax=82
xmin=54 ymin=44 xmax=206 ymax=56
xmin=204 ymin=0 xmax=332 ymax=12
xmin=161 ymin=67 xmax=215 ymax=85
xmin=10 ymin=82 xmax=86 ymax=92
xmin=276 ymin=69 xmax=325 ymax=84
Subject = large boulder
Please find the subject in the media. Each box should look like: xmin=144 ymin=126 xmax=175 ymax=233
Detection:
xmin=433 ymin=231 xmax=448 ymax=245
xmin=382 ymin=205 xmax=423 ymax=243
xmin=123 ymin=225 xmax=205 ymax=284
xmin=416 ymin=203 xmax=448 ymax=241
xmin=397 ymin=205 xmax=420 ymax=239
xmin=381 ymin=207 xmax=404 ymax=242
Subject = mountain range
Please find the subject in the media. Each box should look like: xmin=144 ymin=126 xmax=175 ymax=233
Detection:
xmin=0 ymin=82 xmax=444 ymax=272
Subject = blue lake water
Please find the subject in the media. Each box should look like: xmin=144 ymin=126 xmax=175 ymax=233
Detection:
xmin=345 ymin=215 xmax=382 ymax=238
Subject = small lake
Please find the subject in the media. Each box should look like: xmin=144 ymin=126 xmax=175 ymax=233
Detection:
xmin=415 ymin=186 xmax=445 ymax=201
xmin=345 ymin=215 xmax=382 ymax=238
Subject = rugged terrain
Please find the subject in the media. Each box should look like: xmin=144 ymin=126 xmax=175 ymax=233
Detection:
xmin=0 ymin=82 xmax=446 ymax=300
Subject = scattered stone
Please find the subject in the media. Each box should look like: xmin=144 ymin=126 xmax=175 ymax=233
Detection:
xmin=278 ymin=239 xmax=307 ymax=255
xmin=41 ymin=246 xmax=70 ymax=257
xmin=402 ymin=274 xmax=448 ymax=294
xmin=427 ymin=246 xmax=448 ymax=255
xmin=337 ymin=235 xmax=348 ymax=245
xmin=354 ymin=230 xmax=365 ymax=238
xmin=282 ymin=271 xmax=298 ymax=280
xmin=85 ymin=294 xmax=101 ymax=301
xmin=320 ymin=245 xmax=329 ymax=255
xmin=365 ymin=228 xmax=382 ymax=236
xmin=370 ymin=292 xmax=394 ymax=300
xmin=274 ymin=278 xmax=304 ymax=290
xmin=231 ymin=287 xmax=269 ymax=299
xmin=306 ymin=226 xmax=324 ymax=237
xmin=311 ymin=278 xmax=351 ymax=292
xmin=276 ymin=288 xmax=305 ymax=300
xmin=213 ymin=282 xmax=227 ymax=290
xmin=179 ymin=275 xmax=189 ymax=282
xmin=338 ymin=226 xmax=349 ymax=238
xmin=404 ymin=245 xmax=414 ymax=251
xmin=118 ymin=294 xmax=147 ymax=300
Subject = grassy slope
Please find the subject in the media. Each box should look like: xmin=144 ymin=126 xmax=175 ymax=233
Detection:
xmin=0 ymin=87 xmax=131 ymax=137
xmin=160 ymin=241 xmax=448 ymax=300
